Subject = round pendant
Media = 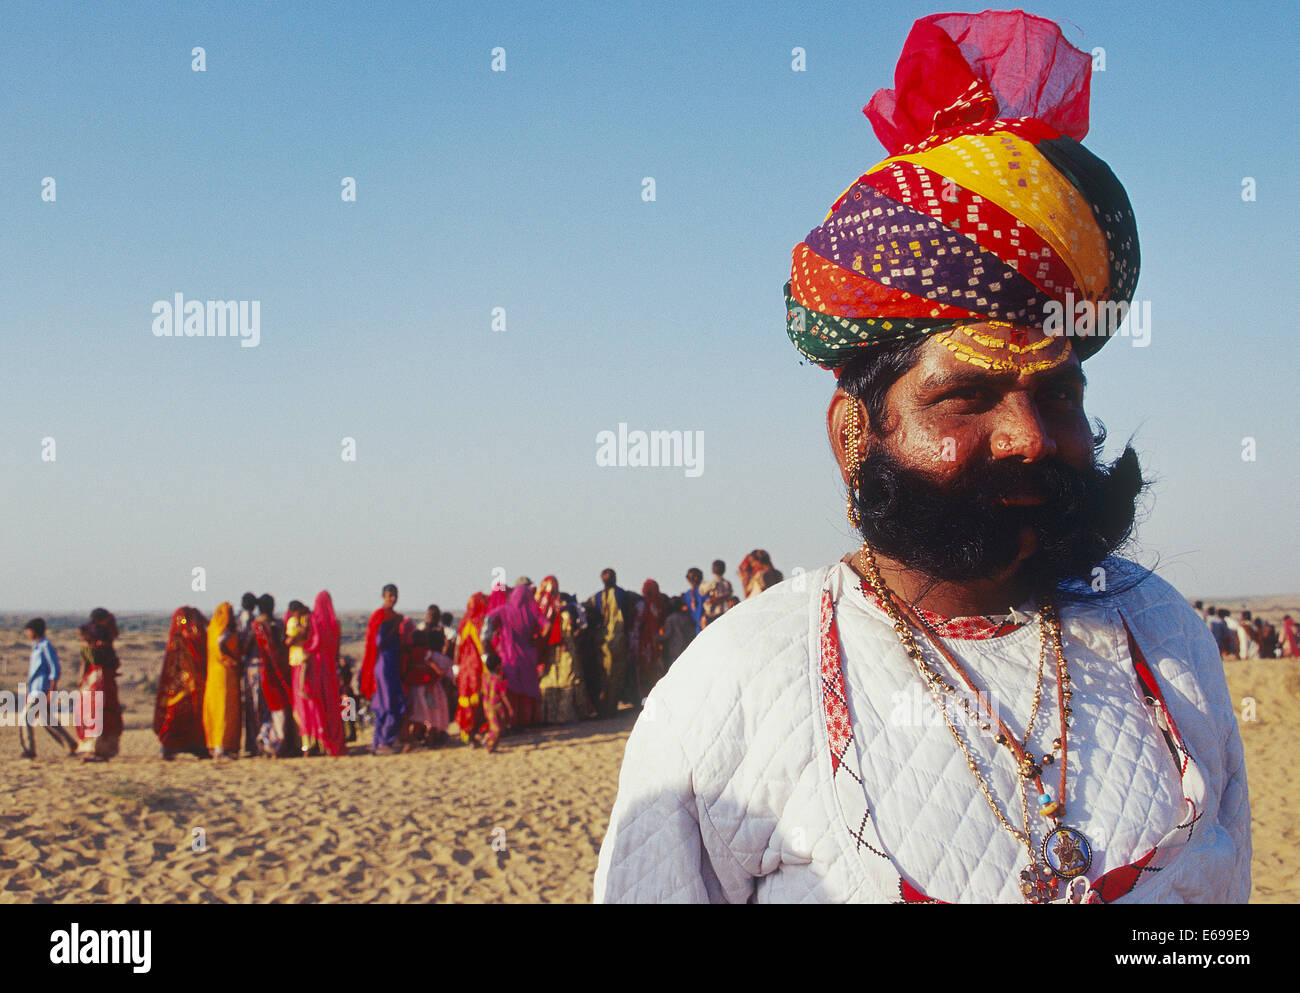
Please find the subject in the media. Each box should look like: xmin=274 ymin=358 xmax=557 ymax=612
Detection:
xmin=1042 ymin=825 xmax=1093 ymax=880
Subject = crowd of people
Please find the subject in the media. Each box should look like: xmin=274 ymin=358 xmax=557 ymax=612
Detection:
xmin=17 ymin=550 xmax=785 ymax=762
xmin=1195 ymin=601 xmax=1299 ymax=660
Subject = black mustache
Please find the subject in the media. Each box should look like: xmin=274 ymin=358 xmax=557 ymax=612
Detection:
xmin=853 ymin=445 xmax=1145 ymax=588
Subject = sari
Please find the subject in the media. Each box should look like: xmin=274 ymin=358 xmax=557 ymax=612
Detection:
xmin=359 ymin=605 xmax=394 ymax=700
xmin=288 ymin=608 xmax=322 ymax=752
xmin=203 ymin=602 xmax=242 ymax=756
xmin=631 ymin=579 xmax=668 ymax=700
xmin=304 ymin=591 xmax=345 ymax=756
xmin=454 ymin=593 xmax=488 ymax=741
xmin=370 ymin=614 xmax=405 ymax=751
xmin=738 ymin=550 xmax=778 ymax=598
xmin=538 ymin=599 xmax=591 ymax=724
xmin=75 ymin=612 xmax=124 ymax=760
xmin=484 ymin=584 xmax=544 ymax=727
xmin=154 ymin=606 xmax=209 ymax=757
xmin=237 ymin=608 xmax=265 ymax=756
xmin=253 ymin=613 xmax=295 ymax=756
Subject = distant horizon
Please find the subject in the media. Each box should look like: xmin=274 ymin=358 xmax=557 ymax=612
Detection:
xmin=3 ymin=576 xmax=1298 ymax=619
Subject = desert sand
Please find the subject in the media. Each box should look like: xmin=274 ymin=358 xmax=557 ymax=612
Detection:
xmin=0 ymin=611 xmax=1296 ymax=903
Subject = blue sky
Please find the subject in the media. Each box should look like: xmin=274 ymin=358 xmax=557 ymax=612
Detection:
xmin=3 ymin=0 xmax=1297 ymax=612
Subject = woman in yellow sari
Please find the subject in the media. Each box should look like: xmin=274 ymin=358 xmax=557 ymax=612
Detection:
xmin=204 ymin=602 xmax=242 ymax=759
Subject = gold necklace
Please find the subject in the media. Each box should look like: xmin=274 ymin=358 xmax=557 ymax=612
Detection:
xmin=855 ymin=544 xmax=1093 ymax=902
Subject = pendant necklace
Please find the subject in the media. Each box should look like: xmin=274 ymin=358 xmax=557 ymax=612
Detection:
xmin=856 ymin=544 xmax=1093 ymax=903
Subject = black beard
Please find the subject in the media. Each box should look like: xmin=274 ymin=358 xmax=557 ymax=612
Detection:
xmin=852 ymin=444 xmax=1145 ymax=593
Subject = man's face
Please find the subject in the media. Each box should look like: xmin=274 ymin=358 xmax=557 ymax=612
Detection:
xmin=877 ymin=328 xmax=1093 ymax=488
xmin=836 ymin=324 xmax=1142 ymax=589
xmin=383 ymin=591 xmax=398 ymax=610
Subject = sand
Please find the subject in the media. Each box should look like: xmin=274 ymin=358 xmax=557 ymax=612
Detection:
xmin=0 ymin=617 xmax=1295 ymax=903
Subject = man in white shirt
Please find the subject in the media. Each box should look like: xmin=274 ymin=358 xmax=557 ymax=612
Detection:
xmin=594 ymin=10 xmax=1249 ymax=904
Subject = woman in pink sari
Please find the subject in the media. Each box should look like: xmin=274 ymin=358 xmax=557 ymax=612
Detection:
xmin=302 ymin=590 xmax=345 ymax=756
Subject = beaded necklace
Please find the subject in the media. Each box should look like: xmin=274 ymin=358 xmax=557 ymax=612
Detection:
xmin=855 ymin=544 xmax=1094 ymax=903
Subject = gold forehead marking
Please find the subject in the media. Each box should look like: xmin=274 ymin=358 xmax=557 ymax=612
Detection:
xmin=935 ymin=326 xmax=1073 ymax=374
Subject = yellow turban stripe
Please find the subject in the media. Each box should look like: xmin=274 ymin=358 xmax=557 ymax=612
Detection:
xmin=885 ymin=132 xmax=1111 ymax=302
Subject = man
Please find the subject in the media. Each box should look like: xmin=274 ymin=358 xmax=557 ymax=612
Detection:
xmin=682 ymin=568 xmax=707 ymax=632
xmin=1206 ymin=605 xmax=1230 ymax=659
xmin=595 ymin=10 xmax=1249 ymax=904
xmin=1256 ymin=617 xmax=1277 ymax=659
xmin=1218 ymin=608 xmax=1240 ymax=658
xmin=582 ymin=569 xmax=638 ymax=718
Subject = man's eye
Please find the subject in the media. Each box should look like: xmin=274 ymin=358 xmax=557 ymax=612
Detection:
xmin=943 ymin=388 xmax=990 ymax=403
xmin=1043 ymin=387 xmax=1083 ymax=405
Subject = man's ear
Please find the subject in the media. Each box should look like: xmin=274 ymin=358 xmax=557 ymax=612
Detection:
xmin=827 ymin=389 xmax=866 ymax=488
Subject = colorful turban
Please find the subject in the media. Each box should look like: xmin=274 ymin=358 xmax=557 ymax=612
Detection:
xmin=786 ymin=10 xmax=1139 ymax=372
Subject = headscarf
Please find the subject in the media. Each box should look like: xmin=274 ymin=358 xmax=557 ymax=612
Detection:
xmin=207 ymin=602 xmax=238 ymax=665
xmin=635 ymin=579 xmax=668 ymax=658
xmin=786 ymin=10 xmax=1138 ymax=372
xmin=154 ymin=606 xmax=207 ymax=745
xmin=738 ymin=550 xmax=776 ymax=598
xmin=535 ymin=575 xmax=565 ymax=647
xmin=305 ymin=590 xmax=345 ymax=755
xmin=305 ymin=590 xmax=339 ymax=663
xmin=254 ymin=607 xmax=292 ymax=710
xmin=483 ymin=584 xmax=545 ymax=697
xmin=359 ymin=605 xmax=397 ymax=700
xmin=79 ymin=610 xmax=120 ymax=674
xmin=458 ymin=592 xmax=489 ymax=657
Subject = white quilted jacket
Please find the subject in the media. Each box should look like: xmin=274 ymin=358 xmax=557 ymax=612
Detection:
xmin=593 ymin=559 xmax=1251 ymax=903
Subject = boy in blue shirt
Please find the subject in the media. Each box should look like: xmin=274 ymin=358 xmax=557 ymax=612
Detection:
xmin=19 ymin=618 xmax=78 ymax=758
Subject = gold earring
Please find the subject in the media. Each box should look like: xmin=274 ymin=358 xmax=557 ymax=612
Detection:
xmin=845 ymin=400 xmax=862 ymax=529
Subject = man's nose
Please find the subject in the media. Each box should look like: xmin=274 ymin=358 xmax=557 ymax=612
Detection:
xmin=989 ymin=395 xmax=1057 ymax=461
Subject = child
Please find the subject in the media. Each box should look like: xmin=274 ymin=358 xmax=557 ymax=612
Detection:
xmin=424 ymin=630 xmax=453 ymax=747
xmin=338 ymin=655 xmax=360 ymax=742
xmin=20 ymin=618 xmax=78 ymax=758
xmin=480 ymin=650 xmax=514 ymax=754
xmin=400 ymin=624 xmax=438 ymax=750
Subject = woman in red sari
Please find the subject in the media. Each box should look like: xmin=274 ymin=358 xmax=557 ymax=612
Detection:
xmin=154 ymin=606 xmax=209 ymax=759
xmin=631 ymin=579 xmax=668 ymax=702
xmin=454 ymin=592 xmax=489 ymax=743
xmin=75 ymin=608 xmax=124 ymax=762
